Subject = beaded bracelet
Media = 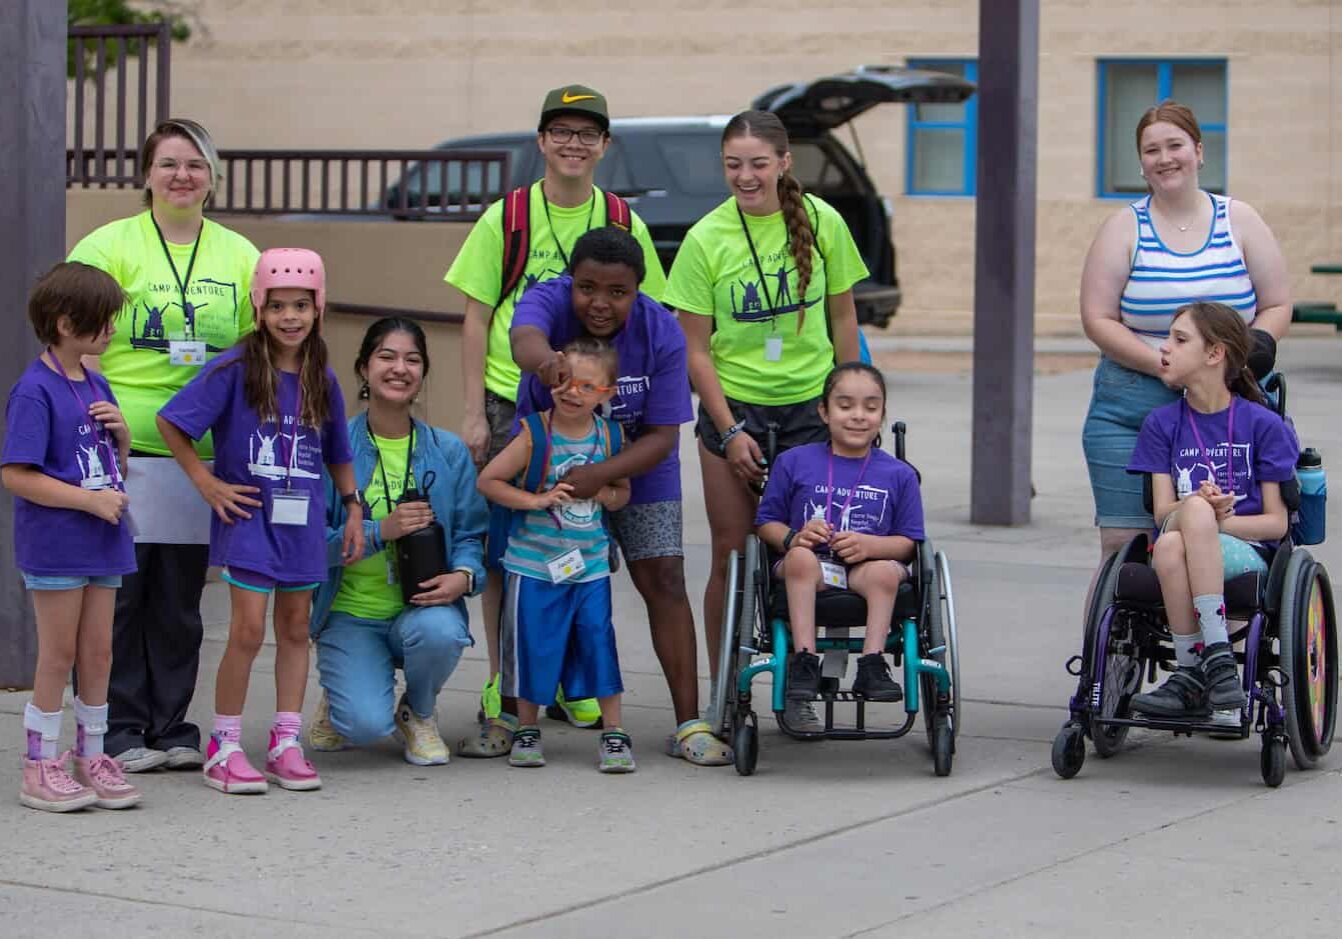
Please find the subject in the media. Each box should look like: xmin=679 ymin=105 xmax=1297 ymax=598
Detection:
xmin=718 ymin=419 xmax=747 ymax=455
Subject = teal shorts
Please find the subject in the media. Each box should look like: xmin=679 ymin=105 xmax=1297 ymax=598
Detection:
xmin=1158 ymin=515 xmax=1271 ymax=578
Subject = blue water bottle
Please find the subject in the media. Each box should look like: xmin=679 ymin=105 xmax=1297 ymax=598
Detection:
xmin=1293 ymin=448 xmax=1327 ymax=546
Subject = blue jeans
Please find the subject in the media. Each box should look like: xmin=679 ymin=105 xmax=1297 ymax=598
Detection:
xmin=315 ymin=605 xmax=472 ymax=745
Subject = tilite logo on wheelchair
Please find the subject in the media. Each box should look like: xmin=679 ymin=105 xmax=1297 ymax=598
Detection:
xmin=1054 ymin=370 xmax=1337 ymax=788
xmin=710 ymin=420 xmax=962 ymax=777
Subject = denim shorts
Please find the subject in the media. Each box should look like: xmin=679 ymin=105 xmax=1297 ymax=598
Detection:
xmin=1081 ymin=356 xmax=1179 ymax=529
xmin=22 ymin=573 xmax=123 ymax=591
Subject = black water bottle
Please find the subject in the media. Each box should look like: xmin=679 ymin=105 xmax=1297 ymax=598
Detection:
xmin=394 ymin=486 xmax=448 ymax=604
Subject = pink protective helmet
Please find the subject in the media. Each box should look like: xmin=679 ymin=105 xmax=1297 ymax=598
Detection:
xmin=250 ymin=248 xmax=326 ymax=317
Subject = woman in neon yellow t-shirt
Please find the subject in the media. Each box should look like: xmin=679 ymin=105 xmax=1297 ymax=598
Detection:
xmin=664 ymin=109 xmax=866 ymax=733
xmin=67 ymin=119 xmax=259 ymax=773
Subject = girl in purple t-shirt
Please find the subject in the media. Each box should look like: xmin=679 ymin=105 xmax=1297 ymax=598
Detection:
xmin=158 ymin=249 xmax=363 ymax=795
xmin=755 ymin=363 xmax=925 ymax=704
xmin=1125 ymin=301 xmax=1298 ymax=721
xmin=2 ymin=263 xmax=140 ymax=812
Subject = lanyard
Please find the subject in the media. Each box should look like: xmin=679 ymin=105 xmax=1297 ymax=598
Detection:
xmin=367 ymin=422 xmax=415 ymax=511
xmin=150 ymin=216 xmax=203 ymax=337
xmin=824 ymin=447 xmax=873 ymax=532
xmin=44 ymin=349 xmax=123 ymax=490
xmin=1183 ymin=396 xmax=1236 ymax=494
xmin=736 ymin=204 xmax=778 ymax=322
xmin=540 ymin=186 xmax=596 ymax=270
xmin=543 ymin=417 xmax=603 ymax=530
xmin=277 ymin=377 xmax=305 ymax=490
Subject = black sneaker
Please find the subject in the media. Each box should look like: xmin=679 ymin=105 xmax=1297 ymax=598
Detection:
xmin=1200 ymin=642 xmax=1246 ymax=711
xmin=852 ymin=653 xmax=904 ymax=702
xmin=786 ymin=652 xmax=821 ymax=700
xmin=1130 ymin=666 xmax=1210 ymax=718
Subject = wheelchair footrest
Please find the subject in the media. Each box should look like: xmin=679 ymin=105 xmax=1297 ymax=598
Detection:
xmin=1096 ymin=715 xmax=1249 ymax=738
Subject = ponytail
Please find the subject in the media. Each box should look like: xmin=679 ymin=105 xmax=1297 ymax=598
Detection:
xmin=1230 ymin=364 xmax=1267 ymax=407
xmin=777 ymin=171 xmax=815 ymax=333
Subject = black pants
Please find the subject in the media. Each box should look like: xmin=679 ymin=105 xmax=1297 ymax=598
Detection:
xmin=105 ymin=542 xmax=209 ymax=755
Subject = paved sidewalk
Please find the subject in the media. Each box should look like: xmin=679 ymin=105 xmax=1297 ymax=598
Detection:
xmin=3 ymin=333 xmax=1341 ymax=937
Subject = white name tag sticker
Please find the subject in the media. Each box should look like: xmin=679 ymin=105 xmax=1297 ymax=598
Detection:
xmin=764 ymin=335 xmax=783 ymax=362
xmin=547 ymin=547 xmax=586 ymax=584
xmin=169 ymin=340 xmax=207 ymax=366
xmin=820 ymin=559 xmax=848 ymax=589
xmin=270 ymin=489 xmax=310 ymax=526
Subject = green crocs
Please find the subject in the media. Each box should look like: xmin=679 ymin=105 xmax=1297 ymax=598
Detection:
xmin=456 ymin=712 xmax=518 ymax=759
xmin=545 ymin=686 xmax=603 ymax=729
xmin=480 ymin=673 xmax=502 ymax=721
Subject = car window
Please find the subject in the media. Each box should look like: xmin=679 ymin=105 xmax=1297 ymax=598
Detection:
xmin=594 ymin=141 xmax=634 ymax=193
xmin=400 ymin=143 xmax=527 ymax=204
xmin=654 ymin=133 xmax=730 ymax=196
xmin=789 ymin=140 xmax=858 ymax=194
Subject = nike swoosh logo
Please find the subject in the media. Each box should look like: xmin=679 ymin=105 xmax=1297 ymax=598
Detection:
xmin=561 ymin=92 xmax=596 ymax=103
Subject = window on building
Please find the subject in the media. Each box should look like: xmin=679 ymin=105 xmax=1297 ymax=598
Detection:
xmin=1097 ymin=59 xmax=1227 ymax=197
xmin=905 ymin=59 xmax=977 ymax=196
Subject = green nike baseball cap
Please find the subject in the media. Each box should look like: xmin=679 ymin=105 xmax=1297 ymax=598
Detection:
xmin=538 ymin=85 xmax=610 ymax=133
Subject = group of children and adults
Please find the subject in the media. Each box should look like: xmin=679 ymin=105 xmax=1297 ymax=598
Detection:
xmin=5 ymin=82 xmax=1300 ymax=811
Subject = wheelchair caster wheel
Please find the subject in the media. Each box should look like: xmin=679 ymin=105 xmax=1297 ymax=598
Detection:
xmin=932 ymin=719 xmax=953 ymax=777
xmin=1052 ymin=723 xmax=1086 ymax=779
xmin=1261 ymin=735 xmax=1286 ymax=788
xmin=734 ymin=723 xmax=758 ymax=777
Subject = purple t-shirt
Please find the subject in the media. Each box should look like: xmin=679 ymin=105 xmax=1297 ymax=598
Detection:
xmin=158 ymin=347 xmax=353 ymax=582
xmin=1128 ymin=395 xmax=1298 ymax=523
xmin=755 ymin=443 xmax=925 ymax=552
xmin=511 ymin=275 xmax=693 ymax=505
xmin=2 ymin=358 xmax=136 ymax=576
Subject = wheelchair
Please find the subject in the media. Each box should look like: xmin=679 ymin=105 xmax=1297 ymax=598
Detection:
xmin=1052 ymin=376 xmax=1338 ymax=788
xmin=708 ymin=422 xmax=961 ymax=777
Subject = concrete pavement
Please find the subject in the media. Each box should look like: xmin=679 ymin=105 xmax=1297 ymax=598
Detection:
xmin=3 ymin=330 xmax=1341 ymax=937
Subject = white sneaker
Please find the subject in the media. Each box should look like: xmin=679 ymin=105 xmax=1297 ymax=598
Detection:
xmin=114 ymin=746 xmax=168 ymax=773
xmin=782 ymin=699 xmax=824 ymax=734
xmin=163 ymin=746 xmax=204 ymax=769
xmin=393 ymin=694 xmax=448 ymax=766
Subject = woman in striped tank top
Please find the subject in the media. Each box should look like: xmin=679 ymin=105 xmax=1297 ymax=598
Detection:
xmin=1079 ymin=100 xmax=1291 ymax=568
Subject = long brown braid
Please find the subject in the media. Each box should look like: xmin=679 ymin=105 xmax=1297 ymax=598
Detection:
xmin=722 ymin=110 xmax=816 ymax=332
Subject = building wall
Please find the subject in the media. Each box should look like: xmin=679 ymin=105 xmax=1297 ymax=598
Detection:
xmin=73 ymin=0 xmax=1342 ymax=336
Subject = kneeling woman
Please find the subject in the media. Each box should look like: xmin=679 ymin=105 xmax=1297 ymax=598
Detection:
xmin=309 ymin=318 xmax=488 ymax=764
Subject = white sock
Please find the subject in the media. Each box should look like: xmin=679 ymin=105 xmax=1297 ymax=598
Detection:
xmin=74 ymin=697 xmax=108 ymax=758
xmin=1172 ymin=632 xmax=1203 ymax=668
xmin=1193 ymin=594 xmax=1229 ymax=647
xmin=23 ymin=702 xmax=62 ymax=761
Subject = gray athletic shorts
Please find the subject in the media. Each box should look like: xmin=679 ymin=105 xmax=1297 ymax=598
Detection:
xmin=609 ymin=500 xmax=683 ymax=562
xmin=483 ymin=389 xmax=517 ymax=465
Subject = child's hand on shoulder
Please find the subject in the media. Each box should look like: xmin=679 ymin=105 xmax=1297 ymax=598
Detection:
xmin=85 ymin=487 xmax=130 ymax=525
xmin=830 ymin=530 xmax=877 ymax=564
xmin=531 ymin=482 xmax=575 ymax=511
xmin=794 ymin=517 xmax=832 ymax=550
xmin=87 ymin=401 xmax=129 ymax=448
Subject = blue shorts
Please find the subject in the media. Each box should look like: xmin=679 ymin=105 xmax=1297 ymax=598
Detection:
xmin=1081 ymin=356 xmax=1179 ymax=529
xmin=22 ymin=573 xmax=122 ymax=591
xmin=499 ymin=573 xmax=622 ymax=706
xmin=1158 ymin=514 xmax=1272 ymax=579
xmin=223 ymin=566 xmax=320 ymax=594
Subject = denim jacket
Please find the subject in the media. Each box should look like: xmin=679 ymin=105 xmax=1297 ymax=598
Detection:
xmin=310 ymin=412 xmax=488 ymax=636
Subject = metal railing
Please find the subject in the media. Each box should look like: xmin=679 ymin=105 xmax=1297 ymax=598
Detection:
xmin=68 ymin=23 xmax=172 ymax=187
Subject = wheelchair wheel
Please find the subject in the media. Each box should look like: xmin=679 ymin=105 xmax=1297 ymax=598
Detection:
xmin=1084 ymin=546 xmax=1141 ymax=758
xmin=1051 ymin=722 xmax=1086 ymax=779
xmin=733 ymin=722 xmax=758 ymax=776
xmin=1261 ymin=733 xmax=1286 ymax=788
xmin=920 ymin=545 xmax=960 ymax=749
xmin=932 ymin=715 xmax=953 ymax=777
xmin=710 ymin=542 xmax=753 ymax=740
xmin=1278 ymin=550 xmax=1338 ymax=771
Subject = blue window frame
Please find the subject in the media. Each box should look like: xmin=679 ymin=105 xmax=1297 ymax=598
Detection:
xmin=1096 ymin=59 xmax=1228 ymax=198
xmin=905 ymin=59 xmax=977 ymax=196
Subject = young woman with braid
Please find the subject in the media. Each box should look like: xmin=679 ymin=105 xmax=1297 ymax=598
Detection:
xmin=664 ymin=109 xmax=866 ymax=734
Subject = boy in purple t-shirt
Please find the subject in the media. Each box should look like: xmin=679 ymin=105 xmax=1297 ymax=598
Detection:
xmin=2 ymin=263 xmax=141 ymax=812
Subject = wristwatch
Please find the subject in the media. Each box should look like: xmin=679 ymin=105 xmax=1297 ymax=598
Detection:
xmin=451 ymin=567 xmax=476 ymax=595
xmin=340 ymin=491 xmax=361 ymax=507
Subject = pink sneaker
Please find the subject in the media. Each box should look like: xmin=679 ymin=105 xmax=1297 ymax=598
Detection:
xmin=73 ymin=753 xmax=142 ymax=809
xmin=20 ymin=751 xmax=97 ymax=813
xmin=202 ymin=738 xmax=268 ymax=795
xmin=265 ymin=734 xmax=322 ymax=791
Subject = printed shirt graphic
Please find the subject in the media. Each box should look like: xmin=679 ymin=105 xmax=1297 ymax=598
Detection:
xmin=1127 ymin=396 xmax=1299 ymax=524
xmin=67 ymin=212 xmax=260 ymax=456
xmin=332 ymin=432 xmax=416 ymax=620
xmin=511 ymin=275 xmax=693 ymax=504
xmin=664 ymin=195 xmax=868 ymax=405
xmin=2 ymin=360 xmax=136 ymax=576
xmin=443 ymin=181 xmax=667 ymax=402
xmin=157 ymin=348 xmax=353 ymax=582
xmin=502 ymin=417 xmax=612 ymax=583
xmin=755 ymin=443 xmax=925 ymax=554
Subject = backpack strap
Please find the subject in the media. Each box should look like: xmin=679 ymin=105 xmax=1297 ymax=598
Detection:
xmin=600 ymin=415 xmax=624 ymax=458
xmin=499 ymin=185 xmax=533 ymax=304
xmin=603 ymin=191 xmax=632 ymax=232
xmin=520 ymin=411 xmax=551 ymax=494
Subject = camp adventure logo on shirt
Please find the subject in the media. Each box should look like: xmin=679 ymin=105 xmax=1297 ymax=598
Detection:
xmin=75 ymin=423 xmax=115 ymax=490
xmin=1174 ymin=442 xmax=1252 ymax=504
xmin=807 ymin=483 xmax=890 ymax=532
xmin=246 ymin=416 xmax=322 ymax=482
xmin=129 ymin=278 xmax=241 ymax=354
xmin=728 ymin=249 xmax=822 ymax=323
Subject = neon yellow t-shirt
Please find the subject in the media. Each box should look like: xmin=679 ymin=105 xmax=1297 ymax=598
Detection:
xmin=443 ymin=182 xmax=667 ymax=402
xmin=663 ymin=195 xmax=868 ymax=405
xmin=331 ymin=432 xmax=416 ymax=621
xmin=67 ymin=212 xmax=260 ymax=456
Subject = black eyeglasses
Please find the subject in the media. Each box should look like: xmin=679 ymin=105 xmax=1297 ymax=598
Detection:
xmin=546 ymin=126 xmax=605 ymax=146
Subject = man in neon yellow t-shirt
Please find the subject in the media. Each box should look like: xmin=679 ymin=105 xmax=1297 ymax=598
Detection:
xmin=444 ymin=85 xmax=665 ymax=753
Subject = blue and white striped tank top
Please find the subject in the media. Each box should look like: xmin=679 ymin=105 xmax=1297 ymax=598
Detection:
xmin=502 ymin=417 xmax=611 ymax=584
xmin=1119 ymin=192 xmax=1256 ymax=345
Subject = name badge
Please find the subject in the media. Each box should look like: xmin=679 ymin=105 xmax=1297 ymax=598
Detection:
xmin=546 ymin=547 xmax=586 ymax=584
xmin=820 ymin=559 xmax=848 ymax=589
xmin=270 ymin=489 xmax=310 ymax=526
xmin=764 ymin=335 xmax=783 ymax=362
xmin=169 ymin=340 xmax=206 ymax=366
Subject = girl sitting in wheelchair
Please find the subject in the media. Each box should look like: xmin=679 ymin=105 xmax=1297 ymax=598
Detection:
xmin=1126 ymin=300 xmax=1299 ymax=720
xmin=754 ymin=362 xmax=924 ymax=703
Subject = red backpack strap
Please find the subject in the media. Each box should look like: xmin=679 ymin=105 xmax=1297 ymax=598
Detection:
xmin=499 ymin=185 xmax=533 ymax=304
xmin=603 ymin=191 xmax=631 ymax=232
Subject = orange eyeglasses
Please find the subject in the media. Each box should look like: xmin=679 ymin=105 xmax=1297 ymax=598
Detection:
xmin=554 ymin=379 xmax=613 ymax=397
